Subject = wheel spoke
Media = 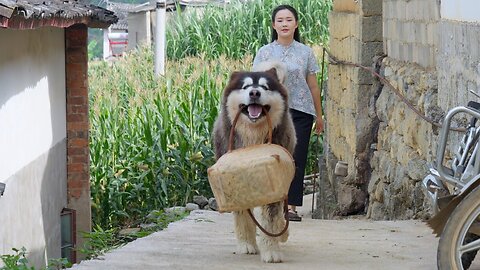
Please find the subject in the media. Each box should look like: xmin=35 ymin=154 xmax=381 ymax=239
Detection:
xmin=469 ymin=221 xmax=480 ymax=235
xmin=460 ymin=238 xmax=480 ymax=254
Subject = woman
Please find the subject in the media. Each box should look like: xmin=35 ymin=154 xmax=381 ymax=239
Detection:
xmin=253 ymin=4 xmax=324 ymax=222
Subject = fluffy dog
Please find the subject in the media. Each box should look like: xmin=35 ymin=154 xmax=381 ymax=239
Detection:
xmin=212 ymin=62 xmax=296 ymax=263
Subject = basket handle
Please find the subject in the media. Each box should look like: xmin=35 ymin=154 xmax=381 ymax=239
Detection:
xmin=247 ymin=198 xmax=289 ymax=237
xmin=228 ymin=105 xmax=273 ymax=152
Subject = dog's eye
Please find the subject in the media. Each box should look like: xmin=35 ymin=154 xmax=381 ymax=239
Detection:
xmin=242 ymin=84 xmax=253 ymax=90
xmin=259 ymin=85 xmax=270 ymax=91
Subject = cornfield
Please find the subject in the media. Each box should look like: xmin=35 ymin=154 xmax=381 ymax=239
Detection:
xmin=167 ymin=0 xmax=331 ymax=59
xmin=89 ymin=0 xmax=332 ymax=229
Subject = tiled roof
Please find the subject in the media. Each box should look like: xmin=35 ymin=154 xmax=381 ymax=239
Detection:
xmin=0 ymin=0 xmax=118 ymax=29
xmin=107 ymin=2 xmax=136 ymax=30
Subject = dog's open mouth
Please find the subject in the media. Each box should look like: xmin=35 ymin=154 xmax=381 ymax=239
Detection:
xmin=240 ymin=104 xmax=271 ymax=122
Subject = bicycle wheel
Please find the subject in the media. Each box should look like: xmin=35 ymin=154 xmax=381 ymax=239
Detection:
xmin=438 ymin=184 xmax=480 ymax=270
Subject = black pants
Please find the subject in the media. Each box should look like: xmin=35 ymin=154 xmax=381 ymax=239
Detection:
xmin=288 ymin=109 xmax=314 ymax=206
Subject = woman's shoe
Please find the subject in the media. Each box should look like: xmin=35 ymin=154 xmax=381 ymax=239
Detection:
xmin=288 ymin=210 xmax=302 ymax=222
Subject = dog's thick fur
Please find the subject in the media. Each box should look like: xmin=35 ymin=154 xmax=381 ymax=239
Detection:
xmin=212 ymin=62 xmax=296 ymax=263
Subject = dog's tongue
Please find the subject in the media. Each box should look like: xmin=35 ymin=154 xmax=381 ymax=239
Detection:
xmin=248 ymin=104 xmax=263 ymax=118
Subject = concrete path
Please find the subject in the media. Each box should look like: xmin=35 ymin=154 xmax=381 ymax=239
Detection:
xmin=71 ymin=195 xmax=440 ymax=270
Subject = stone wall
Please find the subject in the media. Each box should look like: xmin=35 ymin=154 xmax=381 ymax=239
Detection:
xmin=367 ymin=57 xmax=439 ymax=220
xmin=318 ymin=0 xmax=383 ymax=217
xmin=319 ymin=0 xmax=480 ymax=220
xmin=365 ymin=0 xmax=441 ymax=219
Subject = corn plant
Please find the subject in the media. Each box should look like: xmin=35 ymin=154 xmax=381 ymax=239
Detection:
xmin=167 ymin=0 xmax=332 ymax=60
xmin=89 ymin=47 xmax=252 ymax=229
xmin=89 ymin=0 xmax=331 ymax=230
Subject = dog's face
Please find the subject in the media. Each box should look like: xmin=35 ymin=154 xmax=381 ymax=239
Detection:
xmin=223 ymin=68 xmax=288 ymax=127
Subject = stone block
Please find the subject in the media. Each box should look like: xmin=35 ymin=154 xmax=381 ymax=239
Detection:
xmin=406 ymin=158 xmax=428 ymax=181
xmin=405 ymin=0 xmax=417 ymax=21
xmin=375 ymin=84 xmax=394 ymax=122
xmin=415 ymin=22 xmax=428 ymax=45
xmin=362 ymin=15 xmax=383 ymax=42
xmin=367 ymin=170 xmax=380 ymax=196
xmin=327 ymin=65 xmax=344 ymax=102
xmin=414 ymin=44 xmax=434 ymax=68
xmin=383 ymin=19 xmax=390 ymax=40
xmin=330 ymin=11 xmax=361 ymax=41
xmin=396 ymin=0 xmax=406 ymax=21
xmin=415 ymin=0 xmax=428 ymax=22
xmin=374 ymin=150 xmax=393 ymax=180
xmin=387 ymin=19 xmax=398 ymax=40
xmin=367 ymin=201 xmax=386 ymax=220
xmin=426 ymin=23 xmax=437 ymax=46
xmin=389 ymin=39 xmax=400 ymax=60
xmin=360 ymin=41 xmax=384 ymax=66
xmin=337 ymin=183 xmax=367 ymax=215
xmin=402 ymin=108 xmax=421 ymax=148
xmin=342 ymin=109 xmax=357 ymax=144
xmin=356 ymin=84 xmax=377 ymax=106
xmin=383 ymin=0 xmax=392 ymax=20
xmin=329 ymin=35 xmax=362 ymax=64
xmin=340 ymin=83 xmax=357 ymax=110
xmin=355 ymin=118 xmax=375 ymax=152
xmin=361 ymin=0 xmax=382 ymax=16
xmin=396 ymin=20 xmax=404 ymax=42
xmin=397 ymin=42 xmax=411 ymax=63
xmin=333 ymin=0 xmax=359 ymax=13
xmin=384 ymin=38 xmax=390 ymax=57
xmin=329 ymin=136 xmax=351 ymax=165
xmin=374 ymin=179 xmax=385 ymax=203
xmin=325 ymin=103 xmax=340 ymax=134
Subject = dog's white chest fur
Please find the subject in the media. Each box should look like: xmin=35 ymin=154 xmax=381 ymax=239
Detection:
xmin=235 ymin=121 xmax=270 ymax=146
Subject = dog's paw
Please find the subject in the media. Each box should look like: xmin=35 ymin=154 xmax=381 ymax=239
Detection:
xmin=236 ymin=242 xmax=258 ymax=255
xmin=261 ymin=250 xmax=283 ymax=263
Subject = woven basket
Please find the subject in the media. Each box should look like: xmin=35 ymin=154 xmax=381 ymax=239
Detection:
xmin=208 ymin=108 xmax=295 ymax=212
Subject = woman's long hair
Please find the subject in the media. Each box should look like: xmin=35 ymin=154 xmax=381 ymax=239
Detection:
xmin=270 ymin=4 xmax=301 ymax=43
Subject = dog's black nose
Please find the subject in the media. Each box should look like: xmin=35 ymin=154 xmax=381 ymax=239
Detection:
xmin=249 ymin=89 xmax=261 ymax=99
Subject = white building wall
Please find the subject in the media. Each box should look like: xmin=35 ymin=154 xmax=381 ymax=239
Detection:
xmin=0 ymin=27 xmax=67 ymax=268
xmin=128 ymin=11 xmax=152 ymax=50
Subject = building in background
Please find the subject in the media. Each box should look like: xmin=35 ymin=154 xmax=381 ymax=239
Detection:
xmin=103 ymin=0 xmax=228 ymax=59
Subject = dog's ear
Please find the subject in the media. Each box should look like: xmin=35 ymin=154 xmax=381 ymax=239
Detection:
xmin=265 ymin=68 xmax=280 ymax=82
xmin=224 ymin=71 xmax=243 ymax=94
xmin=229 ymin=71 xmax=241 ymax=80
xmin=253 ymin=61 xmax=286 ymax=84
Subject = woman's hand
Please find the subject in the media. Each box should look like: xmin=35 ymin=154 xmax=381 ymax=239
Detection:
xmin=306 ymin=73 xmax=324 ymax=135
xmin=314 ymin=117 xmax=324 ymax=134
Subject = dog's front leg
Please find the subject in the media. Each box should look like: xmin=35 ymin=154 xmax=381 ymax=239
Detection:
xmin=233 ymin=210 xmax=258 ymax=254
xmin=257 ymin=202 xmax=286 ymax=263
